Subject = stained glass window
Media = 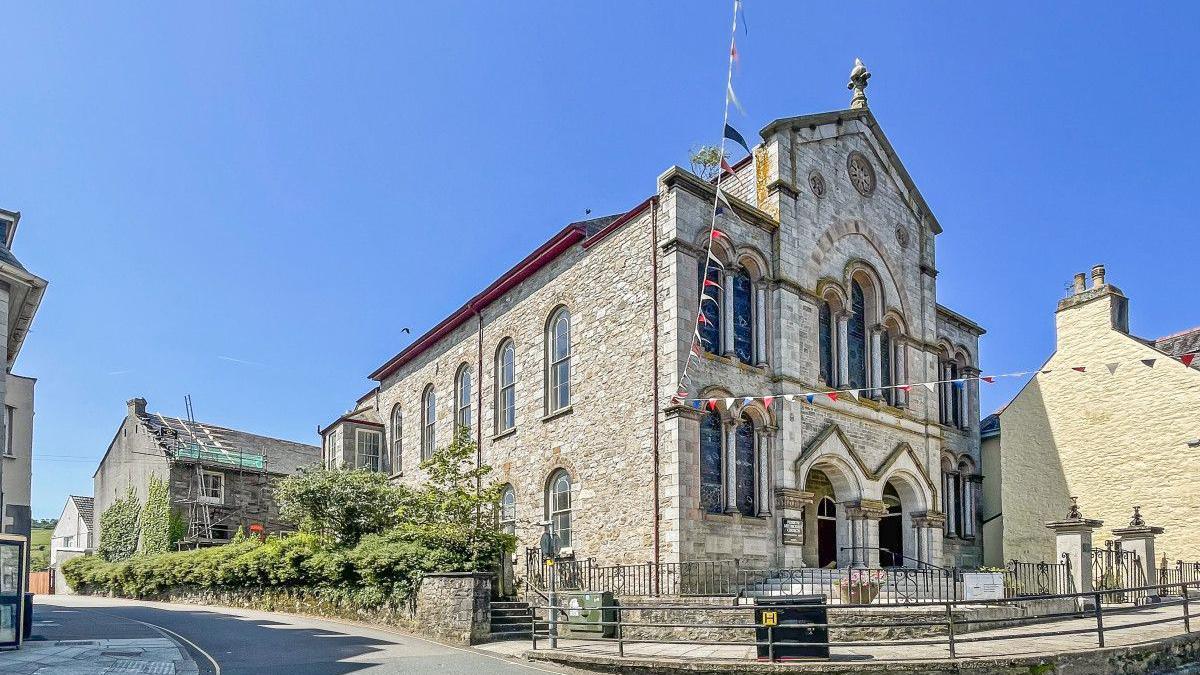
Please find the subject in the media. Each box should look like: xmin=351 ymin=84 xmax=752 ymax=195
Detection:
xmin=698 ymin=260 xmax=722 ymax=354
xmin=881 ymin=330 xmax=892 ymax=404
xmin=848 ymin=280 xmax=867 ymax=390
xmin=733 ymin=271 xmax=753 ymax=364
xmin=699 ymin=411 xmax=723 ymax=514
xmin=819 ymin=301 xmax=833 ymax=384
xmin=735 ymin=415 xmax=756 ymax=516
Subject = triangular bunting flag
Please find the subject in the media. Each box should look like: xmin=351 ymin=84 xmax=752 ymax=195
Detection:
xmin=724 ymin=398 xmax=736 ymax=409
xmin=1141 ymin=359 xmax=1156 ymax=368
xmin=805 ymin=394 xmax=816 ymax=404
xmin=706 ymin=399 xmax=718 ymax=411
xmin=783 ymin=394 xmax=795 ymax=402
xmin=703 ymin=279 xmax=721 ymax=289
xmin=1182 ymin=354 xmax=1196 ymax=367
xmin=720 ymin=158 xmax=736 ymax=178
xmin=826 ymin=392 xmax=838 ymax=402
xmin=711 ymin=228 xmax=727 ymax=240
xmin=981 ymin=376 xmax=995 ymax=384
xmin=701 ymin=293 xmax=718 ymax=306
xmin=951 ymin=380 xmax=964 ymax=390
xmin=743 ymin=397 xmax=754 ymax=405
xmin=715 ymin=186 xmax=733 ymax=211
xmin=846 ymin=389 xmax=860 ymax=400
xmin=691 ymin=400 xmax=703 ymax=410
xmin=726 ymin=81 xmax=746 ymax=116
xmin=1072 ymin=367 xmax=1086 ymax=373
xmin=730 ymin=40 xmax=739 ymax=64
xmin=899 ymin=384 xmax=912 ymax=392
xmin=763 ymin=396 xmax=774 ymax=408
xmin=707 ymin=250 xmax=725 ymax=268
xmin=922 ymin=382 xmax=937 ymax=392
xmin=698 ymin=312 xmax=712 ymax=326
xmin=723 ymin=123 xmax=752 ymax=154
xmin=1105 ymin=363 xmax=1119 ymax=374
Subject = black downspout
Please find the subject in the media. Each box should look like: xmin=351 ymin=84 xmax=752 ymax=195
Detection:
xmin=650 ymin=196 xmax=661 ymax=584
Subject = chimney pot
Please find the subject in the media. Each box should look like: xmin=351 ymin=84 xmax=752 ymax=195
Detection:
xmin=127 ymin=397 xmax=147 ymax=417
xmin=1091 ymin=264 xmax=1106 ymax=289
xmin=1073 ymin=273 xmax=1086 ymax=294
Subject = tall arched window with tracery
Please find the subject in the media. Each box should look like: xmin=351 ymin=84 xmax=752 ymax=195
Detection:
xmin=421 ymin=385 xmax=436 ymax=460
xmin=495 ymin=340 xmax=516 ymax=434
xmin=698 ymin=260 xmax=722 ymax=355
xmin=455 ymin=364 xmax=472 ymax=435
xmin=732 ymin=269 xmax=754 ymax=365
xmin=699 ymin=410 xmax=724 ymax=514
xmin=848 ymin=280 xmax=868 ymax=390
xmin=819 ymin=300 xmax=834 ymax=385
xmin=547 ymin=308 xmax=572 ymax=413
xmin=389 ymin=405 xmax=402 ymax=474
xmin=734 ymin=414 xmax=756 ymax=516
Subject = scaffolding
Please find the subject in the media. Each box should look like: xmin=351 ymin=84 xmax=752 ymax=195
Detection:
xmin=144 ymin=412 xmax=272 ymax=549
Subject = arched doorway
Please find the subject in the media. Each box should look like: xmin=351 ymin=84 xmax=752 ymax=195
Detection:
xmin=879 ymin=483 xmax=903 ymax=567
xmin=817 ymin=497 xmax=837 ymax=568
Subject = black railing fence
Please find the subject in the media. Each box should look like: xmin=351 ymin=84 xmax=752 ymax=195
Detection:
xmin=1157 ymin=560 xmax=1200 ymax=588
xmin=1005 ymin=555 xmax=1074 ymax=597
xmin=1091 ymin=540 xmax=1145 ymax=603
xmin=527 ymin=580 xmax=1200 ymax=663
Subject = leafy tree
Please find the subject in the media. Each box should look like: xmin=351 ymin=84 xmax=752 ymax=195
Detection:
xmin=689 ymin=144 xmax=727 ymax=181
xmin=98 ymin=488 xmax=141 ymax=562
xmin=275 ymin=466 xmax=402 ymax=546
xmin=140 ymin=474 xmax=172 ymax=555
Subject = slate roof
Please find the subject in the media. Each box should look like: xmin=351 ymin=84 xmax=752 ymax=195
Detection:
xmin=70 ymin=495 xmax=94 ymax=530
xmin=137 ymin=410 xmax=320 ymax=476
xmin=1153 ymin=326 xmax=1200 ymax=358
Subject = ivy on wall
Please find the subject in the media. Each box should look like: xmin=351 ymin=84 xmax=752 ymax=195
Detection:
xmin=140 ymin=475 xmax=172 ymax=555
xmin=98 ymin=488 xmax=141 ymax=562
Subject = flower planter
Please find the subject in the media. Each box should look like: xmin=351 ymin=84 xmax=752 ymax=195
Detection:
xmin=838 ymin=582 xmax=881 ymax=604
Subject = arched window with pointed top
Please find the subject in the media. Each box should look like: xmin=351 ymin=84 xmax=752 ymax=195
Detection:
xmin=421 ymin=385 xmax=436 ymax=460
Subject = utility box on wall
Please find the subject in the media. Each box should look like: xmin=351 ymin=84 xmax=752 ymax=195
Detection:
xmin=561 ymin=591 xmax=615 ymax=637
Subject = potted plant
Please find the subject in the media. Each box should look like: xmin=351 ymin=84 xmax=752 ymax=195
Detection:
xmin=837 ymin=569 xmax=886 ymax=604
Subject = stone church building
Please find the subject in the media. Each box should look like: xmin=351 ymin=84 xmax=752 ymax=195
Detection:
xmin=326 ymin=63 xmax=986 ymax=571
xmin=981 ymin=266 xmax=1200 ymax=566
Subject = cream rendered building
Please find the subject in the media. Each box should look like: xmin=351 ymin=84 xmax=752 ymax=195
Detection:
xmin=982 ymin=265 xmax=1200 ymax=566
xmin=328 ymin=64 xmax=987 ymax=572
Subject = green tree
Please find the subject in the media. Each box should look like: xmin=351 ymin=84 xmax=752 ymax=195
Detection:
xmin=140 ymin=474 xmax=172 ymax=555
xmin=275 ymin=466 xmax=402 ymax=546
xmin=689 ymin=144 xmax=727 ymax=181
xmin=98 ymin=488 xmax=141 ymax=562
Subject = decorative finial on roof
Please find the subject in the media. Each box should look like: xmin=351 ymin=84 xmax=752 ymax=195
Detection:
xmin=1130 ymin=506 xmax=1145 ymax=527
xmin=1067 ymin=496 xmax=1082 ymax=520
xmin=848 ymin=58 xmax=871 ymax=109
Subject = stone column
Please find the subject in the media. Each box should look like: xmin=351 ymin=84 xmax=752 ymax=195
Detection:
xmin=912 ymin=512 xmax=947 ymax=567
xmin=869 ymin=326 xmax=883 ymax=399
xmin=1112 ymin=506 xmax=1164 ymax=588
xmin=754 ymin=285 xmax=768 ymax=367
xmin=723 ymin=418 xmax=737 ymax=513
xmin=896 ymin=338 xmax=909 ymax=407
xmin=1046 ymin=497 xmax=1104 ymax=595
xmin=722 ymin=272 xmax=735 ymax=358
xmin=776 ymin=488 xmax=814 ymax=569
xmin=836 ymin=313 xmax=850 ymax=388
xmin=846 ymin=501 xmax=886 ymax=567
xmin=756 ymin=427 xmax=775 ymax=516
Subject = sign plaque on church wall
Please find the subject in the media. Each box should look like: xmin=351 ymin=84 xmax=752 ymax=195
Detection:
xmin=782 ymin=517 xmax=804 ymax=546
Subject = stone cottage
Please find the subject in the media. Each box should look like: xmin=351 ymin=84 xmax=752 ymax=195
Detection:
xmin=981 ymin=265 xmax=1200 ymax=566
xmin=327 ymin=62 xmax=985 ymax=571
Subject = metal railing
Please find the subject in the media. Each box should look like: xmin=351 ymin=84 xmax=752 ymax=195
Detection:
xmin=1006 ymin=555 xmax=1074 ymax=597
xmin=1158 ymin=560 xmax=1200 ymax=588
xmin=527 ymin=580 xmax=1200 ymax=663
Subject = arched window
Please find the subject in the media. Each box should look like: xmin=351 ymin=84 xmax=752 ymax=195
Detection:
xmin=958 ymin=459 xmax=976 ymax=538
xmin=390 ymin=405 xmax=402 ymax=474
xmin=818 ymin=300 xmax=834 ymax=385
xmin=941 ymin=456 xmax=958 ymax=537
xmin=499 ymin=484 xmax=516 ymax=535
xmin=949 ymin=361 xmax=962 ymax=428
xmin=496 ymin=340 xmax=516 ymax=433
xmin=547 ymin=308 xmax=571 ymax=413
xmin=734 ymin=414 xmax=756 ymax=516
xmin=455 ymin=365 xmax=472 ymax=434
xmin=880 ymin=329 xmax=893 ymax=404
xmin=697 ymin=259 xmax=722 ymax=354
xmin=848 ymin=280 xmax=868 ymax=390
xmin=732 ymin=269 xmax=754 ymax=365
xmin=699 ymin=410 xmax=724 ymax=514
xmin=421 ymin=385 xmax=436 ymax=460
xmin=546 ymin=470 xmax=573 ymax=549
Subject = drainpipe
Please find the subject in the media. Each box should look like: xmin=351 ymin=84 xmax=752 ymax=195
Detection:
xmin=470 ymin=302 xmax=484 ymax=497
xmin=649 ymin=196 xmax=661 ymax=579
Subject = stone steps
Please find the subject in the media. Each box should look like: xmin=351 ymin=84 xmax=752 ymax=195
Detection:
xmin=489 ymin=600 xmax=550 ymax=640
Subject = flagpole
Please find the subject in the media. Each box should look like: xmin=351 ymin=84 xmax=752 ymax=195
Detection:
xmin=679 ymin=0 xmax=742 ymax=399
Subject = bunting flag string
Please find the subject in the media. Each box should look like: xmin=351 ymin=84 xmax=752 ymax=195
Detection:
xmin=677 ymin=0 xmax=748 ymax=400
xmin=674 ymin=351 xmax=1200 ymax=409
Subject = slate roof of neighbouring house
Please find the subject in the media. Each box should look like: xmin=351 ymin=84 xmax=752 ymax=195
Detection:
xmin=137 ymin=411 xmax=321 ymax=476
xmin=1153 ymin=326 xmax=1200 ymax=358
xmin=70 ymin=495 xmax=94 ymax=530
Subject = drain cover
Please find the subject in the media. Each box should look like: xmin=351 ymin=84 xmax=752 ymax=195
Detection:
xmin=55 ymin=640 xmax=97 ymax=646
xmin=102 ymin=650 xmax=145 ymax=657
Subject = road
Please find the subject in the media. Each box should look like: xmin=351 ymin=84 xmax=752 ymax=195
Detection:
xmin=18 ymin=594 xmax=577 ymax=675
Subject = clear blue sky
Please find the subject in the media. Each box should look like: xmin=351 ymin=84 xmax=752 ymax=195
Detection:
xmin=4 ymin=2 xmax=1198 ymax=518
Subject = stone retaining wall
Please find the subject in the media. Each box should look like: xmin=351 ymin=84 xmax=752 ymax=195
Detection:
xmin=75 ymin=571 xmax=493 ymax=645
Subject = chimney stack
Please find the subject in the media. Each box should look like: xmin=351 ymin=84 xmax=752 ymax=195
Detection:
xmin=127 ymin=397 xmax=147 ymax=417
xmin=1091 ymin=264 xmax=1106 ymax=289
xmin=1073 ymin=273 xmax=1086 ymax=295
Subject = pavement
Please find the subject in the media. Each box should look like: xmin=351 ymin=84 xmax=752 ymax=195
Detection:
xmin=6 ymin=594 xmax=582 ymax=675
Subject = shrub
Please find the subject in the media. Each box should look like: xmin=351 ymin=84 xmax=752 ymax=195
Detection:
xmin=275 ymin=467 xmax=402 ymax=546
xmin=98 ymin=488 xmax=141 ymax=562
xmin=140 ymin=475 xmax=171 ymax=555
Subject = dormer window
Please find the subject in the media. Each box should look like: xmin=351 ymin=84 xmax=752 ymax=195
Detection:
xmin=0 ymin=219 xmax=10 ymax=247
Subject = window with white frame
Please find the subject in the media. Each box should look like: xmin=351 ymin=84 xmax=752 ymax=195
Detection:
xmin=422 ymin=385 xmax=436 ymax=460
xmin=356 ymin=428 xmax=382 ymax=472
xmin=496 ymin=340 xmax=516 ymax=433
xmin=199 ymin=470 xmax=224 ymax=505
xmin=499 ymin=484 xmax=516 ymax=535
xmin=547 ymin=308 xmax=571 ymax=413
xmin=390 ymin=405 xmax=402 ymax=474
xmin=546 ymin=470 xmax=573 ymax=549
xmin=455 ymin=364 xmax=472 ymax=434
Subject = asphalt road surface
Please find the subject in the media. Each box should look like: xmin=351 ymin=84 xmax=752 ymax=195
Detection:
xmin=28 ymin=595 xmax=576 ymax=675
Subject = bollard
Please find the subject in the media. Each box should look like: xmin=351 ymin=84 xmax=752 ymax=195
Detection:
xmin=1183 ymin=583 xmax=1192 ymax=634
xmin=616 ymin=605 xmax=624 ymax=657
xmin=1094 ymin=592 xmax=1105 ymax=647
xmin=945 ymin=603 xmax=957 ymax=659
xmin=767 ymin=625 xmax=775 ymax=663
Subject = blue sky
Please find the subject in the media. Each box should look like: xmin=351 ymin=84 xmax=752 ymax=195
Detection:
xmin=4 ymin=2 xmax=1198 ymax=518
